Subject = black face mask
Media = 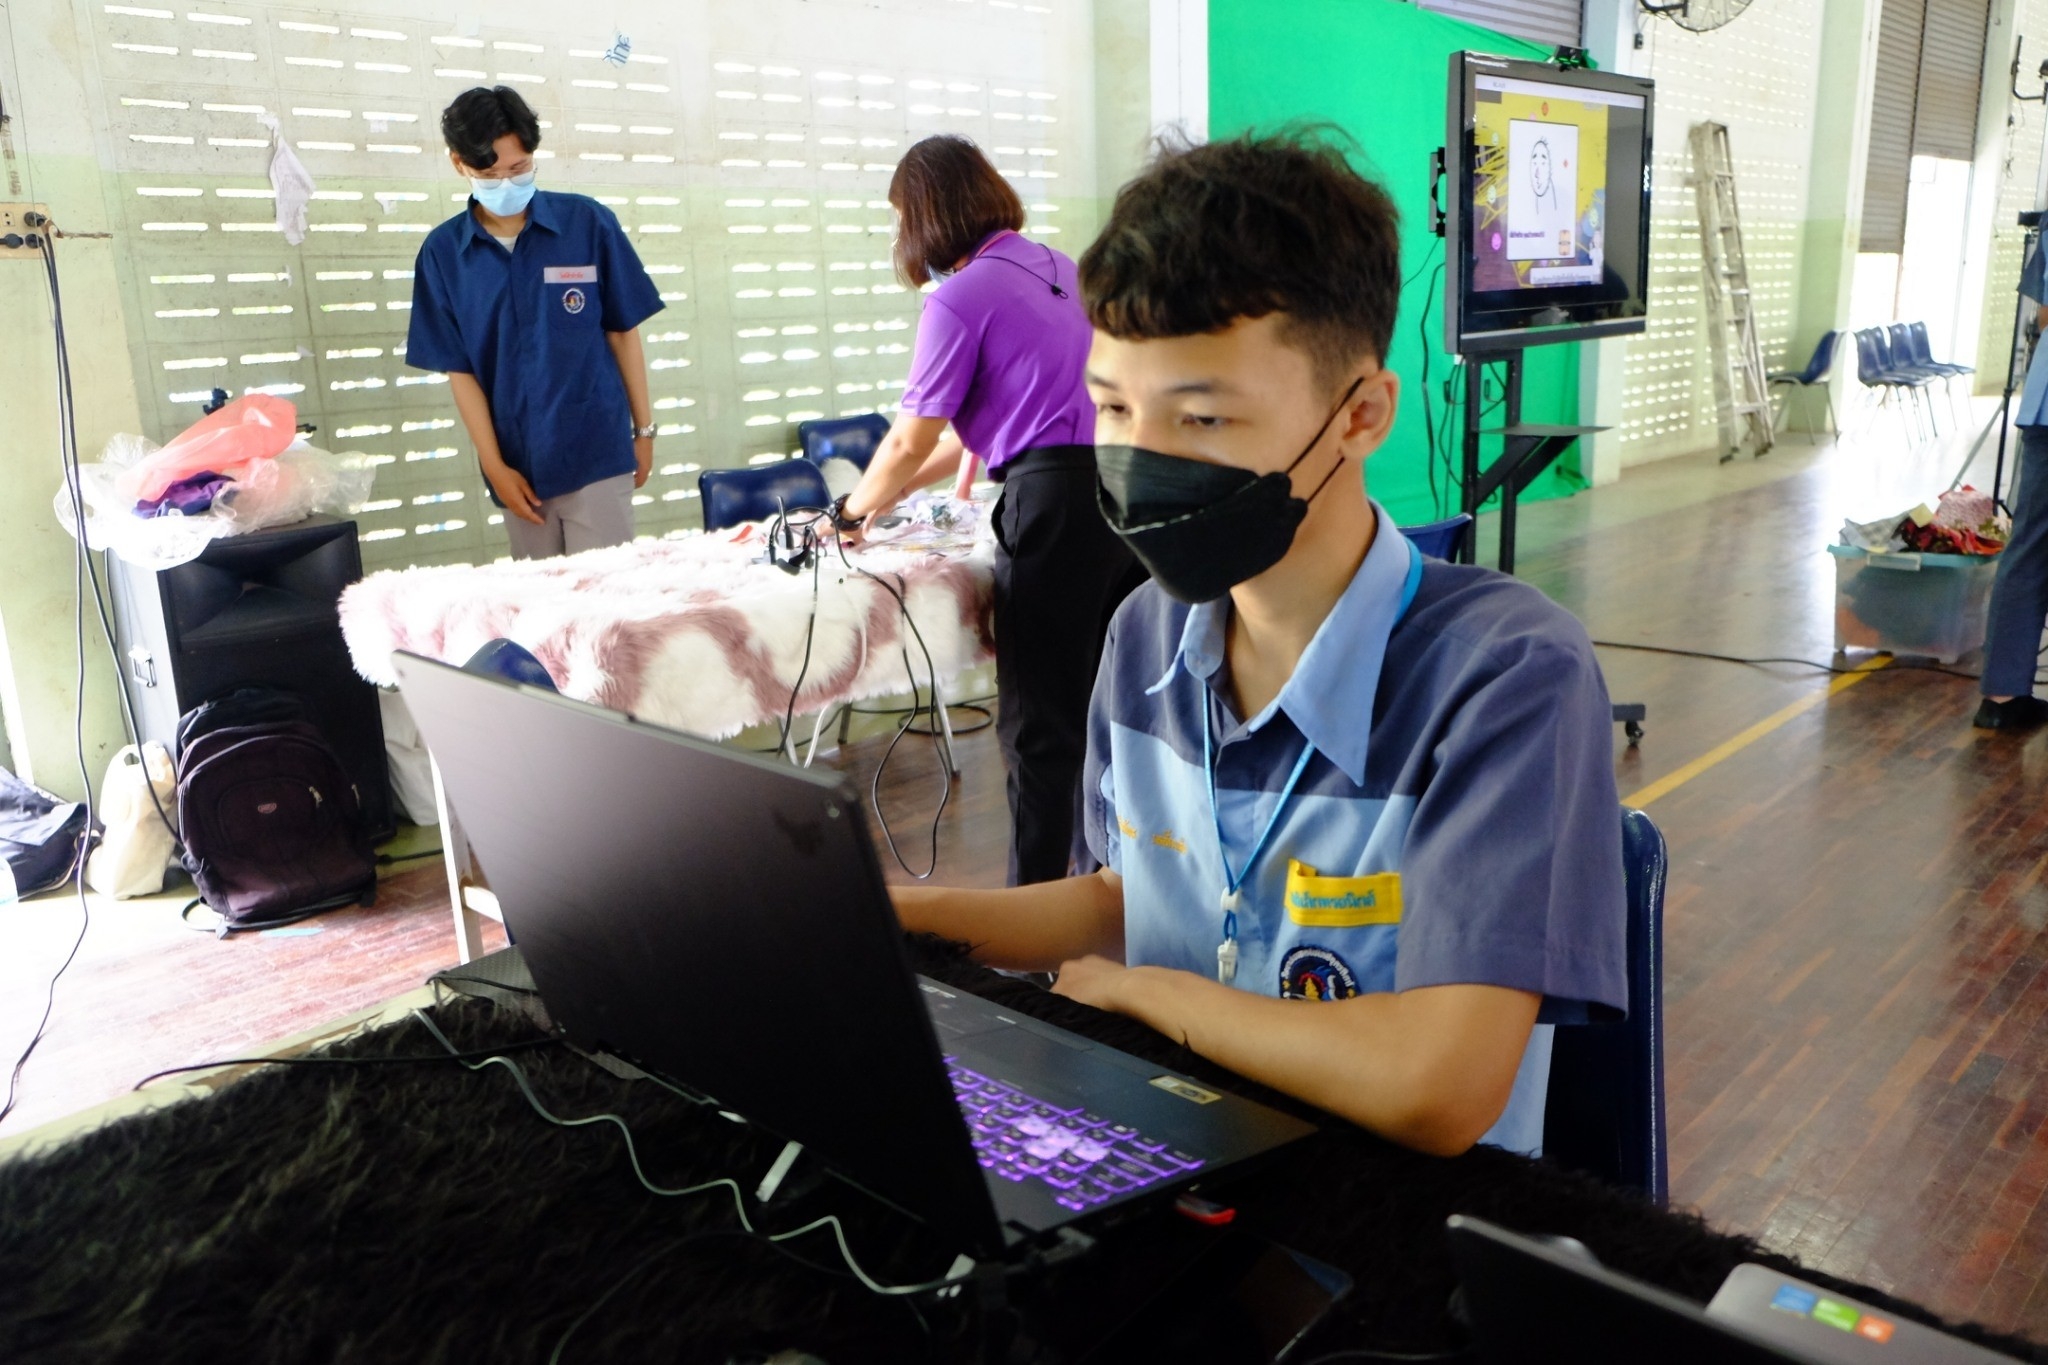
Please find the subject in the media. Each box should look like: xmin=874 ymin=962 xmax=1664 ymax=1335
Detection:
xmin=1095 ymin=378 xmax=1364 ymax=604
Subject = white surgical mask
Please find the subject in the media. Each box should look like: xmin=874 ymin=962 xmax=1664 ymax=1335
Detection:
xmin=469 ymin=170 xmax=536 ymax=218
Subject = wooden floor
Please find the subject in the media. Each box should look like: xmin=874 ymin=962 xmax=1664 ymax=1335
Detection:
xmin=6 ymin=410 xmax=2048 ymax=1340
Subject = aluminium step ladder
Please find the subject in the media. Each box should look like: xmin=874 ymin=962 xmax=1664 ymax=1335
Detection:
xmin=1689 ymin=121 xmax=1775 ymax=462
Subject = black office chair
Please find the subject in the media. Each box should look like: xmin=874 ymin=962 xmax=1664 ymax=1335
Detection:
xmin=1767 ymin=330 xmax=1839 ymax=442
xmin=698 ymin=461 xmax=834 ymax=533
xmin=1399 ymin=513 xmax=1473 ymax=562
xmin=1543 ymin=808 xmax=1668 ymax=1204
xmin=799 ymin=413 xmax=891 ymax=497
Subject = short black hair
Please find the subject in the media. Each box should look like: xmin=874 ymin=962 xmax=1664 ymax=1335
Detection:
xmin=1079 ymin=130 xmax=1402 ymax=380
xmin=441 ymin=86 xmax=541 ymax=170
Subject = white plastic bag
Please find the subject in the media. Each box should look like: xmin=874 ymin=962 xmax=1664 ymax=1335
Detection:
xmin=56 ymin=434 xmax=379 ymax=570
xmin=85 ymin=742 xmax=179 ymax=899
xmin=378 ymin=688 xmax=440 ymax=827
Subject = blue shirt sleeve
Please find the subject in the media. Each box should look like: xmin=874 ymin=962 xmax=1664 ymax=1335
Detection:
xmin=593 ymin=205 xmax=663 ymax=333
xmin=2023 ymin=241 xmax=2048 ymax=305
xmin=405 ymin=239 xmax=471 ymax=373
xmin=1394 ymin=631 xmax=1628 ymax=1024
xmin=1081 ymin=613 xmax=1123 ymax=875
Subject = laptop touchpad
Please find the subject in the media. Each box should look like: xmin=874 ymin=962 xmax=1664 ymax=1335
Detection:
xmin=920 ymin=982 xmax=1017 ymax=1038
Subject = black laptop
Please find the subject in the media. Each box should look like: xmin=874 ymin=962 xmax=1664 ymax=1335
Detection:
xmin=1447 ymin=1216 xmax=2022 ymax=1364
xmin=394 ymin=653 xmax=1314 ymax=1260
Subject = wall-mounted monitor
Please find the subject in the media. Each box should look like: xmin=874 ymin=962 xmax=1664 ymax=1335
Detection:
xmin=1445 ymin=51 xmax=1654 ymax=355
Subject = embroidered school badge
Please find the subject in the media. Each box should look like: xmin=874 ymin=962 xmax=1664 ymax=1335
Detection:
xmin=562 ymin=286 xmax=587 ymax=315
xmin=1279 ymin=945 xmax=1360 ymax=1002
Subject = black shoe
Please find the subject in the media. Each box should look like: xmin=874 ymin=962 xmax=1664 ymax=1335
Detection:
xmin=1974 ymin=696 xmax=2048 ymax=730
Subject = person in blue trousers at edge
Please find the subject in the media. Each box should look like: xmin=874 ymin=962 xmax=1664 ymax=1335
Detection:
xmin=407 ymin=86 xmax=665 ymax=560
xmin=890 ymin=131 xmax=1629 ymax=1158
xmin=1978 ymin=238 xmax=2048 ymax=730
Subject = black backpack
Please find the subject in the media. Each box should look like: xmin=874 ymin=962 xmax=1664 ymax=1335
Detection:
xmin=175 ymin=689 xmax=377 ymax=933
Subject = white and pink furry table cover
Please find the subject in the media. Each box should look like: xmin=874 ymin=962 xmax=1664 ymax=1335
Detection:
xmin=338 ymin=521 xmax=994 ymax=740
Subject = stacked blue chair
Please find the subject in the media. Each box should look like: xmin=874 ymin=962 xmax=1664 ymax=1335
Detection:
xmin=1543 ymin=808 xmax=1669 ymax=1202
xmin=698 ymin=461 xmax=834 ymax=534
xmin=1766 ymin=331 xmax=1839 ymax=442
xmin=1904 ymin=322 xmax=1973 ymax=424
xmin=1853 ymin=328 xmax=1934 ymax=441
xmin=1885 ymin=323 xmax=1957 ymax=427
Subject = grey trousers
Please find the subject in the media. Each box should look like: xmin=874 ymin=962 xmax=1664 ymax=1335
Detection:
xmin=503 ymin=472 xmax=636 ymax=560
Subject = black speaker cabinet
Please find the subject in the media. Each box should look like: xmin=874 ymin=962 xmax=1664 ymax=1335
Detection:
xmin=107 ymin=516 xmax=394 ymax=841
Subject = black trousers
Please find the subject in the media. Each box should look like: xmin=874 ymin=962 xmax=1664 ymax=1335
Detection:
xmin=990 ymin=446 xmax=1146 ymax=886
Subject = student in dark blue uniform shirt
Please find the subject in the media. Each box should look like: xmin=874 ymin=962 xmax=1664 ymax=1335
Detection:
xmin=407 ymin=86 xmax=665 ymax=559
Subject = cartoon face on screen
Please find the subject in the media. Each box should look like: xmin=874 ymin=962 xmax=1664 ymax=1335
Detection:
xmin=1530 ymin=139 xmax=1555 ymax=204
xmin=1505 ymin=119 xmax=1578 ymax=263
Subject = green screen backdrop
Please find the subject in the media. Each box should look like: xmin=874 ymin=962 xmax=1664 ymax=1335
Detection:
xmin=1207 ymin=0 xmax=1590 ymax=527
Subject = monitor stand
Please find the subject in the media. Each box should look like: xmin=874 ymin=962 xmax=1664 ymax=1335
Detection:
xmin=1458 ymin=348 xmax=1645 ymax=747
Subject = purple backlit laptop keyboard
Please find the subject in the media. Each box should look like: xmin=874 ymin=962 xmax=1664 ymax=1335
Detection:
xmin=945 ymin=1056 xmax=1206 ymax=1213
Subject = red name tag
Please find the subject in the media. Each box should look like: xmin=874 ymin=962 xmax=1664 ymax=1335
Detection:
xmin=544 ymin=265 xmax=598 ymax=283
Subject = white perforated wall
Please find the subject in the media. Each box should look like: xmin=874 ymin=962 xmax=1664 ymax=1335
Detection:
xmin=1614 ymin=0 xmax=1825 ymax=463
xmin=86 ymin=0 xmax=1097 ymax=570
xmin=1971 ymin=0 xmax=2048 ymax=390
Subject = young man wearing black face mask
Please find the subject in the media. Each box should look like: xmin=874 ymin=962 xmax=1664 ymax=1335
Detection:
xmin=891 ymin=132 xmax=1627 ymax=1160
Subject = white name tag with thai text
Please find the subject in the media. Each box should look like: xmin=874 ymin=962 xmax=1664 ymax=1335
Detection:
xmin=544 ymin=265 xmax=598 ymax=283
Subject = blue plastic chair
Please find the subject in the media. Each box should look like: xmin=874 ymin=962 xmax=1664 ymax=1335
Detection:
xmin=1852 ymin=329 xmax=1932 ymax=441
xmin=1767 ymin=331 xmax=1839 ymax=441
xmin=1906 ymin=321 xmax=1971 ymax=380
xmin=1400 ymin=514 xmax=1473 ymax=562
xmin=698 ymin=461 xmax=834 ymax=533
xmin=446 ymin=639 xmax=561 ymax=949
xmin=461 ymin=639 xmax=558 ymax=693
xmin=798 ymin=413 xmax=891 ymax=472
xmin=1542 ymin=808 xmax=1668 ymax=1203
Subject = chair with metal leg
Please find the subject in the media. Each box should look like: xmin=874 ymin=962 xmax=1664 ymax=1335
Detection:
xmin=1852 ymin=329 xmax=1929 ymax=442
xmin=1767 ymin=330 xmax=1839 ymax=441
xmin=1887 ymin=323 xmax=1957 ymax=428
xmin=1872 ymin=327 xmax=1942 ymax=437
xmin=1905 ymin=321 xmax=1974 ymax=421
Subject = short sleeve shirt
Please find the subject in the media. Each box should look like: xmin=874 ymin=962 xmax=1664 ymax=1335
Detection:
xmin=899 ymin=231 xmax=1094 ymax=473
xmin=2018 ymin=242 xmax=2048 ymax=428
xmin=1081 ymin=506 xmax=1628 ymax=1155
xmin=407 ymin=191 xmax=664 ymax=500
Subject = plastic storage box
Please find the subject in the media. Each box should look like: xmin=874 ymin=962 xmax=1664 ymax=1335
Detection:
xmin=1828 ymin=545 xmax=1997 ymax=664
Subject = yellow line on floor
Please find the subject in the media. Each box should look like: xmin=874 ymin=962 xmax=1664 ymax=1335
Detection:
xmin=1625 ymin=656 xmax=1891 ymax=808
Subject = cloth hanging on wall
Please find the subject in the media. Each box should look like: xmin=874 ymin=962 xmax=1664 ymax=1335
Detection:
xmin=258 ymin=112 xmax=315 ymax=247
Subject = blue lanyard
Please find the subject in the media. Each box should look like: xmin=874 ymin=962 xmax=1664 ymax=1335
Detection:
xmin=1204 ymin=535 xmax=1423 ymax=984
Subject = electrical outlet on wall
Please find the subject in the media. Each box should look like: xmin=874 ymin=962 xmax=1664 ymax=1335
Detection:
xmin=0 ymin=204 xmax=53 ymax=258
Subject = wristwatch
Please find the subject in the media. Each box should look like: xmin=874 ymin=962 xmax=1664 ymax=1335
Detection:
xmin=631 ymin=422 xmax=658 ymax=439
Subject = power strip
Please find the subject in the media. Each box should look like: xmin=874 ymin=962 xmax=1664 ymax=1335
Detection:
xmin=0 ymin=204 xmax=52 ymax=257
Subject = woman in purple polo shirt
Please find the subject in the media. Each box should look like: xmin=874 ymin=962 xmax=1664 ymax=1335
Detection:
xmin=837 ymin=135 xmax=1142 ymax=885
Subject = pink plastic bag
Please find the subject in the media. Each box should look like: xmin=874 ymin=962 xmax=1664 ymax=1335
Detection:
xmin=116 ymin=394 xmax=299 ymax=503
